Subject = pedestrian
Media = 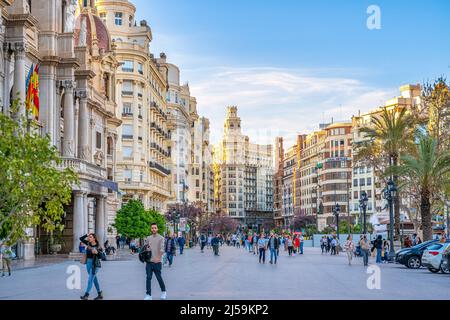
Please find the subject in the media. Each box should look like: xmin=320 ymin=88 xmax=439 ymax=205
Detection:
xmin=115 ymin=235 xmax=120 ymax=251
xmin=1 ymin=244 xmax=14 ymax=277
xmin=144 ymin=223 xmax=167 ymax=300
xmin=404 ymin=236 xmax=413 ymax=247
xmin=258 ymin=233 xmax=267 ymax=264
xmin=320 ymin=236 xmax=326 ymax=254
xmin=287 ymin=236 xmax=294 ymax=256
xmin=360 ymin=235 xmax=371 ymax=267
xmin=293 ymin=235 xmax=300 ymax=256
xmin=177 ymin=235 xmax=186 ymax=255
xmin=344 ymin=235 xmax=355 ymax=265
xmin=327 ymin=236 xmax=332 ymax=253
xmin=79 ymin=241 xmax=86 ymax=254
xmin=416 ymin=236 xmax=422 ymax=245
xmin=331 ymin=236 xmax=337 ymax=255
xmin=252 ymin=233 xmax=259 ymax=255
xmin=164 ymin=233 xmax=176 ymax=267
xmin=382 ymin=240 xmax=390 ymax=263
xmin=200 ymin=233 xmax=207 ymax=253
xmin=130 ymin=239 xmax=137 ymax=254
xmin=299 ymin=233 xmax=305 ymax=255
xmin=211 ymin=234 xmax=220 ymax=256
xmin=268 ymin=232 xmax=280 ymax=264
xmin=79 ymin=233 xmax=104 ymax=300
xmin=373 ymin=235 xmax=383 ymax=264
xmin=207 ymin=234 xmax=212 ymax=249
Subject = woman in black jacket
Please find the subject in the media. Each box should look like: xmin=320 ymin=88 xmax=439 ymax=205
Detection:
xmin=80 ymin=234 xmax=104 ymax=300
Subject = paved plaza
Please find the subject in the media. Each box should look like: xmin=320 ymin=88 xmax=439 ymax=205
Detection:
xmin=1 ymin=246 xmax=449 ymax=300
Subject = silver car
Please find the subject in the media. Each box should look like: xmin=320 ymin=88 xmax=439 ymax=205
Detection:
xmin=422 ymin=242 xmax=450 ymax=274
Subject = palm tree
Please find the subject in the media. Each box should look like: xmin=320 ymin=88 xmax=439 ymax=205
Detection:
xmin=357 ymin=107 xmax=416 ymax=238
xmin=390 ymin=134 xmax=450 ymax=240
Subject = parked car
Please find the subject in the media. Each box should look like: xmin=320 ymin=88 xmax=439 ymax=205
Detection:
xmin=441 ymin=245 xmax=450 ymax=271
xmin=395 ymin=239 xmax=438 ymax=269
xmin=421 ymin=241 xmax=450 ymax=274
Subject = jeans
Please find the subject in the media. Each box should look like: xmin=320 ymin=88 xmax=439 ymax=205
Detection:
xmin=166 ymin=253 xmax=174 ymax=266
xmin=362 ymin=249 xmax=369 ymax=266
xmin=146 ymin=262 xmax=166 ymax=296
xmin=213 ymin=245 xmax=219 ymax=255
xmin=85 ymin=258 xmax=101 ymax=295
xmin=179 ymin=245 xmax=184 ymax=255
xmin=321 ymin=244 xmax=325 ymax=253
xmin=288 ymin=246 xmax=293 ymax=256
xmin=201 ymin=242 xmax=206 ymax=251
xmin=259 ymin=248 xmax=266 ymax=263
xmin=270 ymin=248 xmax=277 ymax=264
xmin=300 ymin=242 xmax=304 ymax=254
xmin=376 ymin=248 xmax=382 ymax=263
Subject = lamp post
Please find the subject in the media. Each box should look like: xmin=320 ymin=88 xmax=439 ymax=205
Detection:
xmin=333 ymin=203 xmax=341 ymax=240
xmin=360 ymin=191 xmax=369 ymax=235
xmin=383 ymin=179 xmax=397 ymax=261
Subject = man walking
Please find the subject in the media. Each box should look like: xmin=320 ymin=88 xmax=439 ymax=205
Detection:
xmin=144 ymin=223 xmax=167 ymax=300
xmin=360 ymin=235 xmax=371 ymax=267
xmin=164 ymin=233 xmax=176 ymax=267
xmin=211 ymin=234 xmax=220 ymax=256
xmin=268 ymin=232 xmax=280 ymax=264
xmin=177 ymin=235 xmax=186 ymax=255
xmin=299 ymin=233 xmax=305 ymax=255
xmin=200 ymin=233 xmax=207 ymax=253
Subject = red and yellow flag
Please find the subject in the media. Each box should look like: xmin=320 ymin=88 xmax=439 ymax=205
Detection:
xmin=25 ymin=64 xmax=40 ymax=120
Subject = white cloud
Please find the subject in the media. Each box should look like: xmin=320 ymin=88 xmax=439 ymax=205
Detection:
xmin=185 ymin=66 xmax=397 ymax=147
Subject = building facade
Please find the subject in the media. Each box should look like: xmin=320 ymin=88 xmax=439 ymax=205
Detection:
xmin=96 ymin=0 xmax=172 ymax=213
xmin=1 ymin=0 xmax=123 ymax=258
xmin=215 ymin=106 xmax=274 ymax=230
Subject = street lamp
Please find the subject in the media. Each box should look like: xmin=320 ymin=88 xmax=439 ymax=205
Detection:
xmin=333 ymin=203 xmax=341 ymax=240
xmin=360 ymin=191 xmax=369 ymax=235
xmin=383 ymin=179 xmax=397 ymax=261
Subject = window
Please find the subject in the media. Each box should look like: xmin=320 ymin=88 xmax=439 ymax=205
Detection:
xmin=359 ymin=166 xmax=365 ymax=174
xmin=122 ymin=60 xmax=133 ymax=72
xmin=367 ymin=177 xmax=372 ymax=186
xmin=96 ymin=132 xmax=102 ymax=149
xmin=360 ymin=178 xmax=365 ymax=186
xmin=123 ymin=146 xmax=133 ymax=158
xmin=122 ymin=124 xmax=133 ymax=139
xmin=129 ymin=15 xmax=133 ymax=27
xmin=367 ymin=190 xmax=372 ymax=198
xmin=196 ymin=191 xmax=200 ymax=199
xmin=353 ymin=179 xmax=358 ymax=187
xmin=354 ymin=191 xmax=358 ymax=199
xmin=140 ymin=170 xmax=144 ymax=182
xmin=138 ymin=63 xmax=143 ymax=75
xmin=123 ymin=169 xmax=132 ymax=182
xmin=115 ymin=12 xmax=123 ymax=26
xmin=122 ymin=103 xmax=132 ymax=115
xmin=99 ymin=12 xmax=107 ymax=23
xmin=122 ymin=80 xmax=133 ymax=94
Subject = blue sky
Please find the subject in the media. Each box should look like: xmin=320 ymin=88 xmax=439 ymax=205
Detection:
xmin=133 ymin=0 xmax=450 ymax=146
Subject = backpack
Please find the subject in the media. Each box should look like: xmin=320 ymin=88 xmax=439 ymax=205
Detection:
xmin=138 ymin=245 xmax=152 ymax=263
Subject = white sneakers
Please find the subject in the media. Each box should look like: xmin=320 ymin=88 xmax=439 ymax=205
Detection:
xmin=144 ymin=292 xmax=167 ymax=300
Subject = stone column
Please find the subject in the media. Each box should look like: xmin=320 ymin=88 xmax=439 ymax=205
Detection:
xmin=77 ymin=90 xmax=90 ymax=160
xmin=1 ymin=44 xmax=11 ymax=114
xmin=95 ymin=196 xmax=107 ymax=245
xmin=72 ymin=191 xmax=85 ymax=253
xmin=13 ymin=42 xmax=26 ymax=118
xmin=63 ymin=80 xmax=76 ymax=157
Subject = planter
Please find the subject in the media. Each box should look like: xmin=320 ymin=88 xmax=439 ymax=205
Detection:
xmin=50 ymin=244 xmax=62 ymax=254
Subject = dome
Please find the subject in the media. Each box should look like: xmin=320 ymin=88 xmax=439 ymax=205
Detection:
xmin=74 ymin=13 xmax=111 ymax=52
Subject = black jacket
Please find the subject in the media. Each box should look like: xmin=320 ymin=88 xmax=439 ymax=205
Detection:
xmin=268 ymin=236 xmax=280 ymax=250
xmin=80 ymin=235 xmax=104 ymax=269
xmin=165 ymin=237 xmax=176 ymax=254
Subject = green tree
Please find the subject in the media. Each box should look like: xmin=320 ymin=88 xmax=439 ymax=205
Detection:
xmin=357 ymin=107 xmax=416 ymax=239
xmin=113 ymin=200 xmax=166 ymax=239
xmin=0 ymin=111 xmax=78 ymax=247
xmin=389 ymin=134 xmax=450 ymax=240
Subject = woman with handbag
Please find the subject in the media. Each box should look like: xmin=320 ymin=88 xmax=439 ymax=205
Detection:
xmin=79 ymin=233 xmax=104 ymax=300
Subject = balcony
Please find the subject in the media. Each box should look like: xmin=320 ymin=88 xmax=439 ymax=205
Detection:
xmin=122 ymin=134 xmax=133 ymax=140
xmin=148 ymin=161 xmax=171 ymax=176
xmin=122 ymin=67 xmax=134 ymax=73
xmin=122 ymin=112 xmax=133 ymax=118
xmin=122 ymin=91 xmax=133 ymax=96
xmin=57 ymin=157 xmax=107 ymax=179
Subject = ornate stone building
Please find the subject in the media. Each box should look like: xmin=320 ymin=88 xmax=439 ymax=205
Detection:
xmin=96 ymin=0 xmax=172 ymax=213
xmin=214 ymin=106 xmax=273 ymax=231
xmin=1 ymin=0 xmax=121 ymax=258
